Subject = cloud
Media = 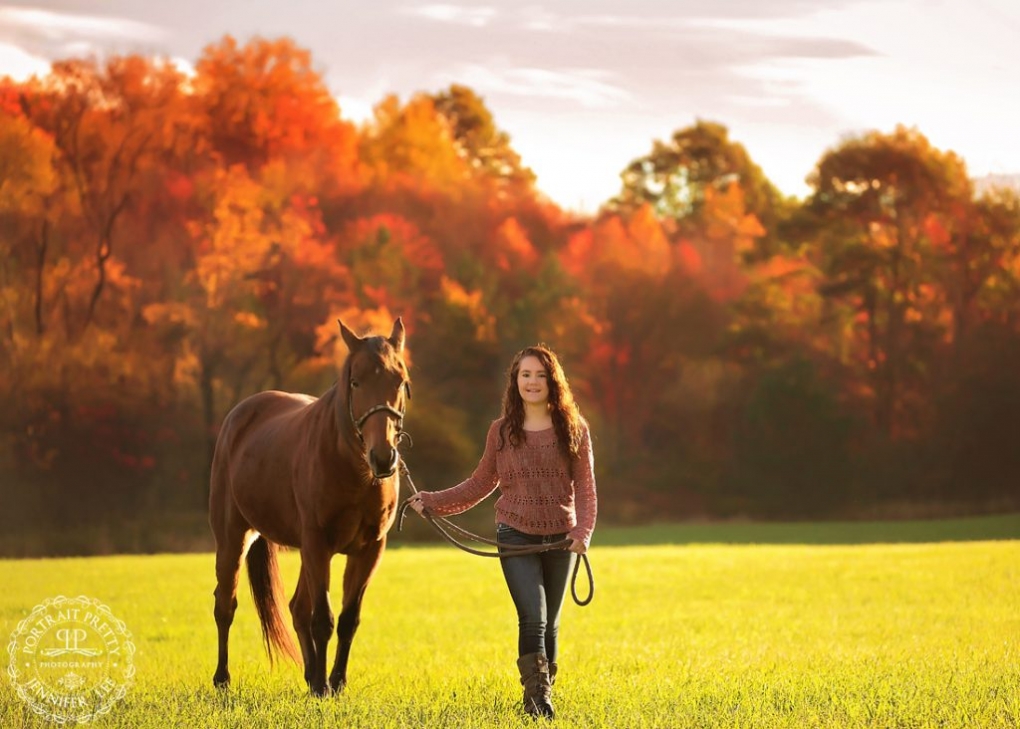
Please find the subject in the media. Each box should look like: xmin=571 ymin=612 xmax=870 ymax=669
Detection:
xmin=0 ymin=6 xmax=167 ymax=67
xmin=684 ymin=16 xmax=878 ymax=60
xmin=390 ymin=2 xmax=878 ymax=123
xmin=724 ymin=94 xmax=792 ymax=109
xmin=399 ymin=3 xmax=497 ymax=27
xmin=444 ymin=63 xmax=632 ymax=109
xmin=0 ymin=6 xmax=165 ymax=42
xmin=555 ymin=0 xmax=865 ymax=24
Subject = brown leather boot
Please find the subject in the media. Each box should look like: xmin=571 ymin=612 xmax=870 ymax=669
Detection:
xmin=516 ymin=652 xmax=554 ymax=718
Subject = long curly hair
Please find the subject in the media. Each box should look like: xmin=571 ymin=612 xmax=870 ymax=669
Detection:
xmin=498 ymin=345 xmax=584 ymax=460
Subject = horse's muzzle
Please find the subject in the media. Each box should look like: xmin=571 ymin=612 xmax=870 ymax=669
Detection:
xmin=369 ymin=448 xmax=399 ymax=479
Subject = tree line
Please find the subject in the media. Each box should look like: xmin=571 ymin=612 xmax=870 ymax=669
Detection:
xmin=2 ymin=36 xmax=1018 ymax=553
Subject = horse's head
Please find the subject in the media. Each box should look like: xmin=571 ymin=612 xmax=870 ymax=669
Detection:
xmin=339 ymin=317 xmax=411 ymax=479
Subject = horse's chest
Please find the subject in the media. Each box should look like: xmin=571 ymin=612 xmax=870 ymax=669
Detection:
xmin=321 ymin=478 xmax=399 ymax=554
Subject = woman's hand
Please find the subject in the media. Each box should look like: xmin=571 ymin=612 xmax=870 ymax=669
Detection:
xmin=568 ymin=538 xmax=587 ymax=555
xmin=406 ymin=493 xmax=425 ymax=515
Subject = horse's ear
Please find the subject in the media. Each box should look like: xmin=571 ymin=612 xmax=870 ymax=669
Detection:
xmin=338 ymin=319 xmax=362 ymax=351
xmin=389 ymin=317 xmax=406 ymax=353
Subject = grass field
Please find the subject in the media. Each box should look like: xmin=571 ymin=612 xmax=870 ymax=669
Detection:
xmin=2 ymin=516 xmax=1018 ymax=728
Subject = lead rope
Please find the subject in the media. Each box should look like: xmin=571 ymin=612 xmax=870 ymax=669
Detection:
xmin=397 ymin=461 xmax=594 ymax=607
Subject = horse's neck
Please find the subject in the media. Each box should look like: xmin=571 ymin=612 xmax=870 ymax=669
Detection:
xmin=303 ymin=385 xmax=340 ymax=443
xmin=312 ymin=383 xmax=373 ymax=481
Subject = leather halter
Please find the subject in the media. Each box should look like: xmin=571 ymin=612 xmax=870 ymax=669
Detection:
xmin=348 ymin=380 xmax=409 ymax=442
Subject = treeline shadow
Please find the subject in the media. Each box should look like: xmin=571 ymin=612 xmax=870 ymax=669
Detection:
xmin=3 ymin=511 xmax=1017 ymax=559
xmin=590 ymin=513 xmax=1020 ymax=547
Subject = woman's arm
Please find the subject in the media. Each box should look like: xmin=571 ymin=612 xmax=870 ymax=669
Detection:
xmin=567 ymin=424 xmax=597 ymax=550
xmin=413 ymin=420 xmax=502 ymax=517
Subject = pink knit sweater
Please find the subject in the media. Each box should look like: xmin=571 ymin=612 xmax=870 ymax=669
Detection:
xmin=418 ymin=418 xmax=598 ymax=547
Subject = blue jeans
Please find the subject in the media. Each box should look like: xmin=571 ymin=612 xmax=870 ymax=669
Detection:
xmin=497 ymin=522 xmax=576 ymax=662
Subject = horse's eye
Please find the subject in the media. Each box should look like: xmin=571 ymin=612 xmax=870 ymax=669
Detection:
xmin=351 ymin=380 xmax=360 ymax=389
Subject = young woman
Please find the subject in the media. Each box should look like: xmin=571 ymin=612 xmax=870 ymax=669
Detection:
xmin=407 ymin=345 xmax=597 ymax=719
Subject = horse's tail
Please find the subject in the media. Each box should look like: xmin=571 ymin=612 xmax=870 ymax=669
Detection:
xmin=246 ymin=536 xmax=300 ymax=665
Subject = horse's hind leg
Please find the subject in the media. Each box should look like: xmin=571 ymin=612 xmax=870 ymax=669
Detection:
xmin=212 ymin=519 xmax=250 ymax=688
xmin=289 ymin=569 xmax=315 ymax=688
xmin=329 ymin=537 xmax=385 ymax=693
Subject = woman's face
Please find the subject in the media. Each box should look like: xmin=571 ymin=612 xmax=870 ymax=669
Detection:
xmin=517 ymin=355 xmax=550 ymax=408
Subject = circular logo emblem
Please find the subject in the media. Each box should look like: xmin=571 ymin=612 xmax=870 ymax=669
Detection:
xmin=7 ymin=595 xmax=135 ymax=724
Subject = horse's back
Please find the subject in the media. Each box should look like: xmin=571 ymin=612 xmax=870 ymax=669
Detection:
xmin=209 ymin=390 xmax=317 ymax=544
xmin=215 ymin=390 xmax=318 ymax=472
xmin=221 ymin=390 xmax=315 ymax=439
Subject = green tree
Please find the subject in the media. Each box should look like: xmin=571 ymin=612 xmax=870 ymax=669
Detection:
xmin=612 ymin=120 xmax=787 ymax=257
xmin=727 ymin=357 xmax=857 ymax=517
xmin=806 ymin=126 xmax=972 ymax=437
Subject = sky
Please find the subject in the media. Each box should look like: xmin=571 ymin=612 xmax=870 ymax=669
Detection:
xmin=1 ymin=0 xmax=1018 ymax=213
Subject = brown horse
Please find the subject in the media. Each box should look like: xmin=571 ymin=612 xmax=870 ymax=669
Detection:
xmin=208 ymin=318 xmax=410 ymax=697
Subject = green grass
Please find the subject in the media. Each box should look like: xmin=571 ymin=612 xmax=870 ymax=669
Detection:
xmin=1 ymin=518 xmax=1018 ymax=728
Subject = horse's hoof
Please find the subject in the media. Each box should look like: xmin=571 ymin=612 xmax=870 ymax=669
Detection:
xmin=212 ymin=672 xmax=230 ymax=689
xmin=309 ymin=682 xmax=332 ymax=698
xmin=329 ymin=675 xmax=347 ymax=694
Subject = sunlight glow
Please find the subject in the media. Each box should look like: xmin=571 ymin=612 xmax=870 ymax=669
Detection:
xmin=0 ymin=41 xmax=48 ymax=80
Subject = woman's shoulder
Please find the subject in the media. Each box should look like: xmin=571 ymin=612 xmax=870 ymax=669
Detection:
xmin=485 ymin=417 xmax=506 ymax=441
xmin=573 ymin=416 xmax=593 ymax=451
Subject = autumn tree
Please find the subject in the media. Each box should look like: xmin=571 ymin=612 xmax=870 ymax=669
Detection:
xmin=8 ymin=31 xmax=1020 ymax=551
xmin=338 ymin=213 xmax=445 ymax=315
xmin=806 ymin=126 xmax=972 ymax=437
xmin=432 ymin=84 xmax=536 ymax=197
xmin=0 ymin=59 xmax=199 ymax=533
xmin=191 ymin=35 xmax=361 ymax=194
xmin=923 ymin=186 xmax=1020 ymax=502
xmin=143 ymin=162 xmax=353 ymax=472
xmin=354 ymin=85 xmax=578 ymax=434
xmin=935 ymin=186 xmax=1020 ymax=346
xmin=561 ymin=207 xmax=724 ymax=465
xmin=360 ymin=92 xmax=468 ymax=196
xmin=133 ymin=36 xmax=368 ymax=471
xmin=17 ymin=57 xmax=185 ymax=336
xmin=0 ymin=97 xmax=59 ymax=342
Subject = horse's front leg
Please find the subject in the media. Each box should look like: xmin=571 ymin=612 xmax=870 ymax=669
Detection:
xmin=330 ymin=536 xmax=385 ymax=693
xmin=300 ymin=535 xmax=334 ymax=697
